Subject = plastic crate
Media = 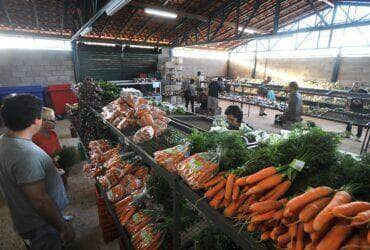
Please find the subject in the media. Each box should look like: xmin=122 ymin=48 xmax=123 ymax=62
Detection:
xmin=0 ymin=85 xmax=45 ymax=105
xmin=47 ymin=83 xmax=78 ymax=115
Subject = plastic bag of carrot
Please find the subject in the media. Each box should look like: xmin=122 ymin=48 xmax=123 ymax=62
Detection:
xmin=177 ymin=151 xmax=220 ymax=190
xmin=154 ymin=143 xmax=190 ymax=173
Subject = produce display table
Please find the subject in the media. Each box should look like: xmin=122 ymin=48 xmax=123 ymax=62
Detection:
xmin=88 ymin=108 xmax=268 ymax=250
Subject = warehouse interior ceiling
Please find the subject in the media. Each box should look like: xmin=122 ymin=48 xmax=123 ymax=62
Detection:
xmin=0 ymin=0 xmax=338 ymax=50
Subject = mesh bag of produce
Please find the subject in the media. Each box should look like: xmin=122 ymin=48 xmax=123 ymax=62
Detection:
xmin=107 ymin=183 xmax=127 ymax=203
xmin=152 ymin=120 xmax=168 ymax=138
xmin=131 ymin=224 xmax=162 ymax=250
xmin=125 ymin=211 xmax=152 ymax=235
xmin=133 ymin=126 xmax=154 ymax=143
xmin=154 ymin=143 xmax=190 ymax=173
xmin=177 ymin=150 xmax=220 ymax=190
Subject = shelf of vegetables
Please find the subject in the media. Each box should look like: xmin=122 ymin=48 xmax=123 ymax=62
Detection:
xmin=72 ymin=79 xmax=370 ymax=250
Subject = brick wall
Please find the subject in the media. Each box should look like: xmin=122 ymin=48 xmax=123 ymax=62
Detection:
xmin=0 ymin=49 xmax=75 ymax=86
xmin=229 ymin=55 xmax=370 ymax=88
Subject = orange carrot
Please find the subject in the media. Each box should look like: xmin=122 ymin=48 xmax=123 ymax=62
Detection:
xmin=223 ymin=198 xmax=231 ymax=208
xmin=235 ymin=176 xmax=248 ymax=186
xmin=303 ymin=220 xmax=314 ymax=233
xmin=316 ymin=219 xmax=352 ymax=250
xmin=332 ymin=201 xmax=370 ymax=218
xmin=273 ymin=209 xmax=284 ymax=221
xmin=304 ymin=242 xmax=317 ymax=250
xmin=209 ymin=197 xmax=222 ymax=209
xmin=245 ymin=166 xmax=277 ymax=185
xmin=232 ymin=184 xmax=240 ymax=201
xmin=295 ymin=223 xmax=304 ymax=250
xmin=261 ymin=231 xmax=271 ymax=241
xmin=247 ymin=222 xmax=259 ymax=232
xmin=286 ymin=186 xmax=333 ymax=215
xmin=225 ymin=174 xmax=236 ymax=201
xmin=214 ymin=188 xmax=226 ymax=200
xmin=289 ymin=223 xmax=298 ymax=239
xmin=242 ymin=185 xmax=249 ymax=193
xmin=299 ymin=197 xmax=332 ymax=222
xmin=367 ymin=229 xmax=370 ymax=245
xmin=313 ymin=191 xmax=352 ymax=232
xmin=278 ymin=231 xmax=291 ymax=247
xmin=270 ymin=225 xmax=286 ymax=241
xmin=341 ymin=233 xmax=361 ymax=250
xmin=265 ymin=180 xmax=292 ymax=201
xmin=361 ymin=232 xmax=369 ymax=249
xmin=204 ymin=179 xmax=226 ymax=199
xmin=251 ymin=210 xmax=277 ymax=223
xmin=246 ymin=174 xmax=283 ymax=196
xmin=120 ymin=206 xmax=136 ymax=225
xmin=288 ymin=240 xmax=296 ymax=250
xmin=250 ymin=200 xmax=284 ymax=214
xmin=203 ymin=175 xmax=225 ymax=188
xmin=351 ymin=209 xmax=370 ymax=226
xmin=224 ymin=194 xmax=247 ymax=217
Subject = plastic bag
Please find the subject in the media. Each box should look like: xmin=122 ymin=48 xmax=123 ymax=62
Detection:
xmin=135 ymin=104 xmax=151 ymax=118
xmin=133 ymin=126 xmax=154 ymax=143
xmin=131 ymin=224 xmax=161 ymax=250
xmin=107 ymin=183 xmax=127 ymax=203
xmin=154 ymin=143 xmax=190 ymax=173
xmin=138 ymin=113 xmax=154 ymax=127
xmin=100 ymin=167 xmax=124 ymax=189
xmin=152 ymin=120 xmax=168 ymax=138
xmin=125 ymin=211 xmax=152 ymax=235
xmin=117 ymin=118 xmax=131 ymax=130
xmin=177 ymin=151 xmax=220 ymax=190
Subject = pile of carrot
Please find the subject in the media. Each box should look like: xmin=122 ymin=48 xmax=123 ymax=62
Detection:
xmin=203 ymin=166 xmax=370 ymax=249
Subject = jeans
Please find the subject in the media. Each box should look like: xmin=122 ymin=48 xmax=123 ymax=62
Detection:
xmin=185 ymin=96 xmax=195 ymax=113
xmin=21 ymin=224 xmax=62 ymax=250
xmin=346 ymin=122 xmax=363 ymax=138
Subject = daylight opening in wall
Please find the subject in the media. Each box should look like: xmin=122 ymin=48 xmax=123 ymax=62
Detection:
xmin=0 ymin=35 xmax=71 ymax=51
xmin=173 ymin=47 xmax=228 ymax=60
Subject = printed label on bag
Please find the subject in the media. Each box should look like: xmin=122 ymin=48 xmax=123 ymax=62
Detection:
xmin=289 ymin=159 xmax=305 ymax=171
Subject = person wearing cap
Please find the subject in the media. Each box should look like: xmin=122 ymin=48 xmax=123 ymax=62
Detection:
xmin=32 ymin=107 xmax=62 ymax=158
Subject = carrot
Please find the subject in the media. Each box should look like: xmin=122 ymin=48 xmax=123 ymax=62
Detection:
xmin=332 ymin=201 xmax=370 ymax=218
xmin=235 ymin=176 xmax=248 ymax=186
xmin=295 ymin=223 xmax=304 ymax=250
xmin=250 ymin=200 xmax=284 ymax=214
xmin=278 ymin=231 xmax=291 ymax=247
xmin=351 ymin=209 xmax=370 ymax=226
xmin=232 ymin=184 xmax=240 ymax=201
xmin=225 ymin=174 xmax=236 ymax=201
xmin=361 ymin=232 xmax=369 ymax=249
xmin=203 ymin=175 xmax=225 ymax=188
xmin=273 ymin=209 xmax=284 ymax=221
xmin=303 ymin=220 xmax=314 ymax=233
xmin=367 ymin=229 xmax=370 ymax=245
xmin=246 ymin=174 xmax=283 ymax=196
xmin=265 ymin=180 xmax=292 ymax=201
xmin=247 ymin=222 xmax=259 ymax=232
xmin=313 ymin=191 xmax=352 ymax=232
xmin=204 ymin=179 xmax=226 ymax=199
xmin=288 ymin=240 xmax=296 ymax=250
xmin=271 ymin=225 xmax=286 ymax=241
xmin=299 ymin=197 xmax=332 ymax=222
xmin=209 ymin=197 xmax=222 ymax=209
xmin=242 ymin=185 xmax=249 ymax=193
xmin=245 ymin=166 xmax=277 ymax=185
xmin=251 ymin=210 xmax=277 ymax=223
xmin=261 ymin=231 xmax=271 ymax=241
xmin=341 ymin=233 xmax=361 ymax=250
xmin=223 ymin=198 xmax=231 ymax=208
xmin=289 ymin=223 xmax=298 ymax=239
xmin=316 ymin=219 xmax=352 ymax=250
xmin=224 ymin=194 xmax=247 ymax=217
xmin=120 ymin=206 xmax=136 ymax=225
xmin=304 ymin=242 xmax=317 ymax=250
xmin=286 ymin=186 xmax=333 ymax=215
xmin=214 ymin=188 xmax=226 ymax=201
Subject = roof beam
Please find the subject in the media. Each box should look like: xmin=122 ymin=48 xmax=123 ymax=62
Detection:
xmin=238 ymin=0 xmax=262 ymax=37
xmin=30 ymin=0 xmax=40 ymax=32
xmin=115 ymin=9 xmax=137 ymax=39
xmin=0 ymin=0 xmax=14 ymax=28
xmin=306 ymin=0 xmax=329 ymax=26
xmin=274 ymin=0 xmax=282 ymax=32
xmin=71 ymin=0 xmax=132 ymax=41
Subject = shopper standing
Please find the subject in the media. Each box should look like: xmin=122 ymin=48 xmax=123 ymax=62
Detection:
xmin=0 ymin=94 xmax=75 ymax=249
xmin=345 ymin=82 xmax=368 ymax=141
xmin=184 ymin=79 xmax=196 ymax=113
xmin=207 ymin=77 xmax=223 ymax=115
xmin=258 ymin=76 xmax=273 ymax=116
xmin=282 ymin=82 xmax=303 ymax=128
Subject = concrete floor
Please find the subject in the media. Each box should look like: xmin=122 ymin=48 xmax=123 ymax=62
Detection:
xmin=0 ymin=120 xmax=119 ymax=250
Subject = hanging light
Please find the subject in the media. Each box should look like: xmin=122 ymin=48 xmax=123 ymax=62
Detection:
xmin=144 ymin=8 xmax=178 ymax=19
xmin=238 ymin=27 xmax=261 ymax=34
xmin=105 ymin=0 xmax=132 ymax=16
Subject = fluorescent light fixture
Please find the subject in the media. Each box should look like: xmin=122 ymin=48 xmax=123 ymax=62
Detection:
xmin=83 ymin=41 xmax=117 ymax=47
xmin=128 ymin=45 xmax=155 ymax=49
xmin=80 ymin=26 xmax=92 ymax=36
xmin=238 ymin=27 xmax=260 ymax=34
xmin=105 ymin=0 xmax=131 ymax=16
xmin=318 ymin=0 xmax=334 ymax=7
xmin=144 ymin=8 xmax=177 ymax=19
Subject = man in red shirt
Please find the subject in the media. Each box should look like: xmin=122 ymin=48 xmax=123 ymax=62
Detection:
xmin=33 ymin=107 xmax=62 ymax=157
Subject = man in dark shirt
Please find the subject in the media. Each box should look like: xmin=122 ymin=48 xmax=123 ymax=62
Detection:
xmin=346 ymin=82 xmax=368 ymax=141
xmin=207 ymin=77 xmax=223 ymax=115
xmin=0 ymin=94 xmax=75 ymax=249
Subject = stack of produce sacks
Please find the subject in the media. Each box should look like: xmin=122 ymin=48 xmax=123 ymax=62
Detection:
xmin=84 ymin=140 xmax=163 ymax=249
xmin=101 ymin=95 xmax=170 ymax=143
